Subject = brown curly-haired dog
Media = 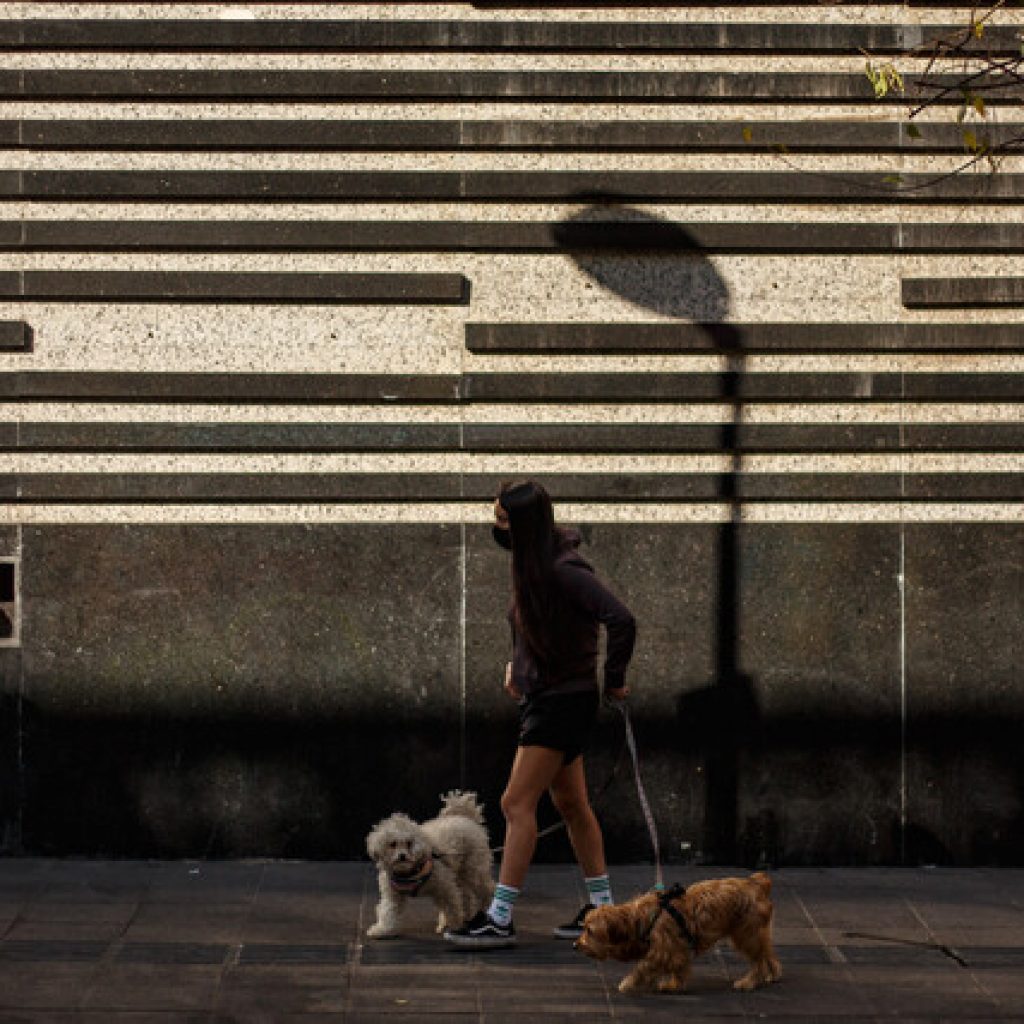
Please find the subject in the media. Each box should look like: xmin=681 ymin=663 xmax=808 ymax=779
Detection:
xmin=575 ymin=872 xmax=781 ymax=995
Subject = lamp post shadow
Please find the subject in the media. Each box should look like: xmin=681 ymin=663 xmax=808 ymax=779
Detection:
xmin=556 ymin=195 xmax=765 ymax=866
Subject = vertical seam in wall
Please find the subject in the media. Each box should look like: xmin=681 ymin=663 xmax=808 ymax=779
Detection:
xmin=458 ymin=322 xmax=467 ymax=790
xmin=15 ymin=37 xmax=25 ymax=852
xmin=16 ymin=528 xmax=25 ymax=852
xmin=459 ymin=519 xmax=467 ymax=790
xmin=898 ymin=369 xmax=908 ymax=866
xmin=895 ymin=62 xmax=909 ymax=862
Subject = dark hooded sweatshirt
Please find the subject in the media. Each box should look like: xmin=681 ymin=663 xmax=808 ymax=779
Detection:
xmin=510 ymin=530 xmax=637 ymax=698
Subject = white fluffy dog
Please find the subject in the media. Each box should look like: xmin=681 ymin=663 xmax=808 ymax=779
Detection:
xmin=365 ymin=790 xmax=494 ymax=939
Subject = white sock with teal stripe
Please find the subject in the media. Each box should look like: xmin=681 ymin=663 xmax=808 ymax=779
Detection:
xmin=488 ymin=883 xmax=519 ymax=926
xmin=585 ymin=874 xmax=613 ymax=907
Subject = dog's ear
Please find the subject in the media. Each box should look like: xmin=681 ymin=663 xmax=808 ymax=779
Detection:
xmin=588 ymin=908 xmax=634 ymax=949
xmin=604 ymin=916 xmax=636 ymax=948
xmin=366 ymin=824 xmax=385 ymax=863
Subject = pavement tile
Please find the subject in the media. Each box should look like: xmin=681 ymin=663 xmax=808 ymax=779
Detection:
xmin=122 ymin=903 xmax=252 ymax=944
xmin=0 ymin=938 xmax=108 ymax=962
xmin=17 ymin=899 xmax=138 ymax=923
xmin=80 ymin=964 xmax=223 ymax=1012
xmin=142 ymin=862 xmax=265 ymax=904
xmin=242 ymin=899 xmax=359 ymax=944
xmin=216 ymin=964 xmax=348 ymax=1015
xmin=118 ymin=942 xmax=231 ymax=964
xmin=0 ymin=962 xmax=99 ymax=1010
xmin=346 ymin=989 xmax=479 ymax=1015
xmin=4 ymin=920 xmax=127 ymax=943
xmin=259 ymin=861 xmax=370 ymax=894
xmin=848 ymin=965 xmax=1002 ymax=1017
xmin=910 ymin=900 xmax=1024 ymax=931
xmin=731 ymin=973 xmax=873 ymax=1018
xmin=4 ymin=1015 xmax=213 ymax=1024
xmin=349 ymin=964 xmax=476 ymax=987
xmin=960 ymin=946 xmax=1024 ymax=968
xmin=966 ymin=968 xmax=1024 ymax=1011
xmin=239 ymin=943 xmax=348 ymax=965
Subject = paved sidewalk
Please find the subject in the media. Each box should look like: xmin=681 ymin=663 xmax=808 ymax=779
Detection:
xmin=0 ymin=860 xmax=1022 ymax=1022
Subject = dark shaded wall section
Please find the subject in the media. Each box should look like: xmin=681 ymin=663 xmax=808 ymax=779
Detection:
xmin=0 ymin=522 xmax=1020 ymax=865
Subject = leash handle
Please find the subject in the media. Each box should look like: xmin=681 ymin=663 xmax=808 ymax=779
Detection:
xmin=605 ymin=698 xmax=664 ymax=891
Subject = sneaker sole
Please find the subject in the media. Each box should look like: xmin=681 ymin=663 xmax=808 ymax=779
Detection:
xmin=552 ymin=927 xmax=583 ymax=940
xmin=444 ymin=933 xmax=517 ymax=950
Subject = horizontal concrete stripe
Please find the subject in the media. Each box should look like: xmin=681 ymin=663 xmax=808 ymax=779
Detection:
xmin=476 ymin=0 xmax=1024 ymax=7
xmin=0 ymin=320 xmax=32 ymax=351
xmin=3 ymin=170 xmax=1021 ymax=202
xmin=16 ymin=152 xmax=1023 ymax=174
xmin=2 ymin=501 xmax=1022 ymax=526
xmin=0 ymin=69 xmax=1012 ymax=104
xmin=10 ymin=202 xmax=1024 ymax=226
xmin=3 ymin=54 xmax=937 ymax=74
xmin=1 ymin=421 xmax=1021 ymax=453
xmin=15 ymin=4 xmax=1023 ymax=23
xmin=1 ymin=372 xmax=1020 ymax=403
xmin=6 ymin=220 xmax=1024 ymax=254
xmin=461 ymin=372 xmax=1024 ymax=402
xmin=0 ymin=101 xmax=977 ymax=121
xmin=0 ymin=271 xmax=470 ymax=304
xmin=9 ymin=118 xmax=1024 ymax=154
xmin=3 ymin=472 xmax=1020 ymax=501
xmin=2 ymin=401 xmax=1019 ymax=425
xmin=465 ymin=323 xmax=1024 ymax=353
xmin=0 ymin=373 xmax=462 ymax=403
xmin=1 ymin=452 xmax=1019 ymax=472
xmin=4 ymin=20 xmax=1019 ymax=55
xmin=903 ymin=277 xmax=1024 ymax=309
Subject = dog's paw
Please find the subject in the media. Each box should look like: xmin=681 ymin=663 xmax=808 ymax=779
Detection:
xmin=656 ymin=976 xmax=686 ymax=994
xmin=366 ymin=923 xmax=399 ymax=940
xmin=733 ymin=973 xmax=760 ymax=991
xmin=617 ymin=975 xmax=639 ymax=994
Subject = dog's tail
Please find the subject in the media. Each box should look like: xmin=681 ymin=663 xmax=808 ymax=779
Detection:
xmin=439 ymin=789 xmax=485 ymax=825
xmin=749 ymin=871 xmax=772 ymax=895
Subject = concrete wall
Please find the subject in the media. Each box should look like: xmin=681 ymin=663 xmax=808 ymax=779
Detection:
xmin=0 ymin=2 xmax=1021 ymax=865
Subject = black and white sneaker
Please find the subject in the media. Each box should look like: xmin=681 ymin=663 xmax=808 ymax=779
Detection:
xmin=553 ymin=904 xmax=596 ymax=940
xmin=444 ymin=910 xmax=516 ymax=949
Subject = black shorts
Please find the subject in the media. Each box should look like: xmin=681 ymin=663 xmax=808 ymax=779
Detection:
xmin=518 ymin=690 xmax=599 ymax=764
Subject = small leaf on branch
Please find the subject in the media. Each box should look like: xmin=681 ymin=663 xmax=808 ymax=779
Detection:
xmin=741 ymin=126 xmax=753 ymax=143
xmin=907 ymin=123 xmax=923 ymax=139
xmin=973 ymin=20 xmax=985 ymax=39
xmin=882 ymin=174 xmax=904 ymax=186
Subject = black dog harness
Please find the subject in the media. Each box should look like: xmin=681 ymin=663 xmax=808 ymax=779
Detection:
xmin=643 ymin=883 xmax=699 ymax=950
xmin=388 ymin=856 xmax=434 ymax=896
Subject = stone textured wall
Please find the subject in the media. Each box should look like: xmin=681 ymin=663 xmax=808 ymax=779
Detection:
xmin=0 ymin=2 xmax=1021 ymax=865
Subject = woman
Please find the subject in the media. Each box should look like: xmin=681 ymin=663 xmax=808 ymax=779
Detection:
xmin=445 ymin=481 xmax=636 ymax=949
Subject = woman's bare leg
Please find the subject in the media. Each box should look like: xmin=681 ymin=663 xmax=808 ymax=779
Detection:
xmin=549 ymin=755 xmax=607 ymax=878
xmin=498 ymin=745 xmax=567 ymax=889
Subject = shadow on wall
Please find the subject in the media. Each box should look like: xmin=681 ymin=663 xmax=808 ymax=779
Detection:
xmin=555 ymin=193 xmax=757 ymax=863
xmin=5 ymin=693 xmax=1024 ymax=863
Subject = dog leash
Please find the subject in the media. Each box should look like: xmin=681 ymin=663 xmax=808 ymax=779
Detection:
xmin=606 ymin=699 xmax=664 ymax=891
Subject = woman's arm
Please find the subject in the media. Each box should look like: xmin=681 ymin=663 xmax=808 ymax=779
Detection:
xmin=556 ymin=562 xmax=637 ymax=693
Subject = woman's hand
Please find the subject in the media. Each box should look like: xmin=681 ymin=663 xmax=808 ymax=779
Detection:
xmin=605 ymin=685 xmax=630 ymax=702
xmin=503 ymin=661 xmax=522 ymax=699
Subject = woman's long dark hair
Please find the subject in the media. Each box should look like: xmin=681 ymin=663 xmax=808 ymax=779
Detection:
xmin=497 ymin=480 xmax=569 ymax=663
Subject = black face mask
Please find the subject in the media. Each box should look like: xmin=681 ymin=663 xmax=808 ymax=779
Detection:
xmin=492 ymin=525 xmax=512 ymax=551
